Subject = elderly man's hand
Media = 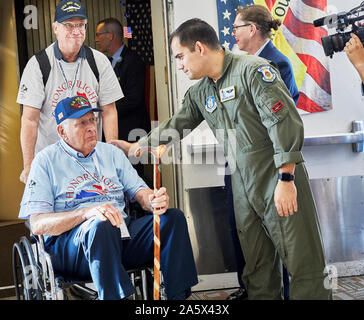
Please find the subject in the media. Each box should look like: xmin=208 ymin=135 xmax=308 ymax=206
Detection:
xmin=148 ymin=187 xmax=169 ymax=215
xmin=344 ymin=33 xmax=364 ymax=70
xmin=83 ymin=203 xmax=124 ymax=227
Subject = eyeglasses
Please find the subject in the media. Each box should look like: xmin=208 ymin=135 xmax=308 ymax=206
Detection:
xmin=95 ymin=31 xmax=110 ymax=37
xmin=232 ymin=23 xmax=251 ymax=33
xmin=60 ymin=22 xmax=87 ymax=31
xmin=74 ymin=117 xmax=99 ymax=128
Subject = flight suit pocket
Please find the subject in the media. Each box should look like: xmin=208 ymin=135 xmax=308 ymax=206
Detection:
xmin=262 ymin=211 xmax=288 ymax=260
xmin=256 ymin=87 xmax=289 ymax=128
xmin=257 ymin=101 xmax=289 ymax=129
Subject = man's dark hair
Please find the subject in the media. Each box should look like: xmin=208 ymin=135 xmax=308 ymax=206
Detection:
xmin=97 ymin=17 xmax=123 ymax=38
xmin=169 ymin=18 xmax=221 ymax=51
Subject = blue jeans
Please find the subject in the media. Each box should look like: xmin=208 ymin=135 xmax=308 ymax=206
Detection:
xmin=44 ymin=208 xmax=198 ymax=300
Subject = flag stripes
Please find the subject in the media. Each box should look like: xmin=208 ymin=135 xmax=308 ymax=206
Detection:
xmin=216 ymin=0 xmax=332 ymax=113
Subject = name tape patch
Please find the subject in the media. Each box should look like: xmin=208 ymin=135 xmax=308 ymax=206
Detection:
xmin=272 ymin=101 xmax=284 ymax=113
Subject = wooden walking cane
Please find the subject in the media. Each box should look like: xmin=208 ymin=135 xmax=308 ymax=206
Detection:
xmin=135 ymin=145 xmax=167 ymax=300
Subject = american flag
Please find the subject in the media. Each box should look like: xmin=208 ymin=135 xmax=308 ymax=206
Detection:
xmin=216 ymin=0 xmax=332 ymax=113
xmin=123 ymin=26 xmax=132 ymax=39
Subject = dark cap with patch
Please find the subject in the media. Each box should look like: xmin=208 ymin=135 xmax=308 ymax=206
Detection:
xmin=54 ymin=0 xmax=87 ymax=23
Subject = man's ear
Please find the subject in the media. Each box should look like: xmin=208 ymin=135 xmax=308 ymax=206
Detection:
xmin=57 ymin=124 xmax=67 ymax=141
xmin=52 ymin=22 xmax=58 ymax=34
xmin=195 ymin=41 xmax=206 ymax=56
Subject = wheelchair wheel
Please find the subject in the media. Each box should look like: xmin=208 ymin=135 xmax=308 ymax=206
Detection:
xmin=12 ymin=237 xmax=43 ymax=300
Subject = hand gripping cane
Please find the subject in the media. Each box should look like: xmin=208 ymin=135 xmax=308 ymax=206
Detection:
xmin=135 ymin=145 xmax=167 ymax=300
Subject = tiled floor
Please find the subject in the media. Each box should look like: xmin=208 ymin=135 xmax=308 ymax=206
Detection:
xmin=332 ymin=276 xmax=364 ymax=300
xmin=2 ymin=275 xmax=364 ymax=300
xmin=189 ymin=275 xmax=364 ymax=300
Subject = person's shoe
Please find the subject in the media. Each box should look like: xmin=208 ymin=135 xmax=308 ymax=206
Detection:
xmin=69 ymin=284 xmax=98 ymax=300
xmin=226 ymin=288 xmax=248 ymax=300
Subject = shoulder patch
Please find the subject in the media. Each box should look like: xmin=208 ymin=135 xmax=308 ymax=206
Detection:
xmin=257 ymin=65 xmax=277 ymax=83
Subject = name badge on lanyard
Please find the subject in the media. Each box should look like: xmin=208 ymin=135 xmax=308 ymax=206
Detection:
xmin=219 ymin=86 xmax=236 ymax=102
xmin=205 ymin=96 xmax=217 ymax=113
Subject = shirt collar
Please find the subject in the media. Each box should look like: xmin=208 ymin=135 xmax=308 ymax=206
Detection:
xmin=59 ymin=139 xmax=96 ymax=159
xmin=111 ymin=45 xmax=125 ymax=67
xmin=210 ymin=48 xmax=233 ymax=83
xmin=54 ymin=40 xmax=86 ymax=61
xmin=254 ymin=39 xmax=271 ymax=56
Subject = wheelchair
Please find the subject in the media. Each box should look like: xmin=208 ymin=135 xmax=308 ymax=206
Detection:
xmin=12 ymin=217 xmax=164 ymax=300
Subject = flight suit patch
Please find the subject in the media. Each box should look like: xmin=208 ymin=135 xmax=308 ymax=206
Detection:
xmin=272 ymin=101 xmax=284 ymax=113
xmin=205 ymin=96 xmax=217 ymax=113
xmin=257 ymin=65 xmax=277 ymax=83
xmin=219 ymin=86 xmax=235 ymax=102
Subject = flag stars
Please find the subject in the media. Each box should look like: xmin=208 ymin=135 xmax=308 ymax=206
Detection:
xmin=221 ymin=26 xmax=230 ymax=36
xmin=220 ymin=0 xmax=228 ymax=4
xmin=222 ymin=41 xmax=230 ymax=50
xmin=222 ymin=9 xmax=232 ymax=20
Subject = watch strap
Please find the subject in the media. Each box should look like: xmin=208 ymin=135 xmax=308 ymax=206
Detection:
xmin=278 ymin=173 xmax=295 ymax=181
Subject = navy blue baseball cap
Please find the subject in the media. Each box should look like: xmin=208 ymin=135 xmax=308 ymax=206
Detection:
xmin=54 ymin=0 xmax=87 ymax=23
xmin=55 ymin=95 xmax=102 ymax=125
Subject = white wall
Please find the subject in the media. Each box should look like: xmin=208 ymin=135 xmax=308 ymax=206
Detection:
xmin=301 ymin=0 xmax=364 ymax=179
xmin=169 ymin=0 xmax=364 ymax=187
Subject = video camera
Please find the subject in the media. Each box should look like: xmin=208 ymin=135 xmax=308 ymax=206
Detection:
xmin=313 ymin=1 xmax=364 ymax=58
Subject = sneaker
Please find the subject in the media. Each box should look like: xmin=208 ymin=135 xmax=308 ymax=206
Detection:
xmin=226 ymin=288 xmax=248 ymax=300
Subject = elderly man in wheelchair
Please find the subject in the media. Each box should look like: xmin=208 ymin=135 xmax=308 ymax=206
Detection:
xmin=13 ymin=95 xmax=198 ymax=300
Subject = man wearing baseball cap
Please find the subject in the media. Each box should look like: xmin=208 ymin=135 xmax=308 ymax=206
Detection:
xmin=17 ymin=0 xmax=123 ymax=185
xmin=18 ymin=95 xmax=198 ymax=300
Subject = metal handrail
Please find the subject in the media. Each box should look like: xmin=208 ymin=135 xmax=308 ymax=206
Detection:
xmin=303 ymin=132 xmax=364 ymax=146
xmin=187 ymin=121 xmax=364 ymax=154
xmin=303 ymin=120 xmax=364 ymax=152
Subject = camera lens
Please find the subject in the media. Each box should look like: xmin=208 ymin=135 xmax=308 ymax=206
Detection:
xmin=321 ymin=35 xmax=334 ymax=57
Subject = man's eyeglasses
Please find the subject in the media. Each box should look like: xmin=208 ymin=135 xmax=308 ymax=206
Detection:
xmin=74 ymin=117 xmax=99 ymax=128
xmin=232 ymin=23 xmax=251 ymax=33
xmin=60 ymin=22 xmax=87 ymax=31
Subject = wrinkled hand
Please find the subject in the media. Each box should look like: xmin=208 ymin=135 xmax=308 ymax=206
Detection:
xmin=20 ymin=165 xmax=31 ymax=184
xmin=148 ymin=187 xmax=169 ymax=215
xmin=274 ymin=181 xmax=298 ymax=217
xmin=83 ymin=203 xmax=123 ymax=227
xmin=344 ymin=33 xmax=364 ymax=69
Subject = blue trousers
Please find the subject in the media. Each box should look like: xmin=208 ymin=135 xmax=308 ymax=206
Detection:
xmin=44 ymin=208 xmax=198 ymax=300
xmin=225 ymin=172 xmax=290 ymax=299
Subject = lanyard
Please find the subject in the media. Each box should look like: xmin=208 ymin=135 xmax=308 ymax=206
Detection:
xmin=59 ymin=142 xmax=106 ymax=189
xmin=58 ymin=59 xmax=81 ymax=97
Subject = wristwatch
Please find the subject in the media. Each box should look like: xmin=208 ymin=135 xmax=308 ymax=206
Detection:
xmin=278 ymin=173 xmax=295 ymax=182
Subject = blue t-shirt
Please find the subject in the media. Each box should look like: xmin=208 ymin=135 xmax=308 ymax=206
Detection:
xmin=19 ymin=140 xmax=148 ymax=220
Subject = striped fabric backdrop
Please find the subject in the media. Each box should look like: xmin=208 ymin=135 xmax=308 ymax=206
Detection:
xmin=216 ymin=0 xmax=332 ymax=113
xmin=125 ymin=0 xmax=158 ymax=122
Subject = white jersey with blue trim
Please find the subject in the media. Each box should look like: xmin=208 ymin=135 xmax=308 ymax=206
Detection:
xmin=16 ymin=42 xmax=123 ymax=154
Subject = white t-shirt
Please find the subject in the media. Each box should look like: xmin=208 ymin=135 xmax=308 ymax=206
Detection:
xmin=17 ymin=42 xmax=124 ymax=154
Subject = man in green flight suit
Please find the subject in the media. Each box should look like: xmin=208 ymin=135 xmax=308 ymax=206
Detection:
xmin=110 ymin=18 xmax=332 ymax=300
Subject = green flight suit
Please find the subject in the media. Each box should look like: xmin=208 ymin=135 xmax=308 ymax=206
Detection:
xmin=139 ymin=50 xmax=332 ymax=300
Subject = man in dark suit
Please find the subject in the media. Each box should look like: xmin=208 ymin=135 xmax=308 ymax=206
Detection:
xmin=95 ymin=18 xmax=150 ymax=144
xmin=95 ymin=18 xmax=151 ymax=182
